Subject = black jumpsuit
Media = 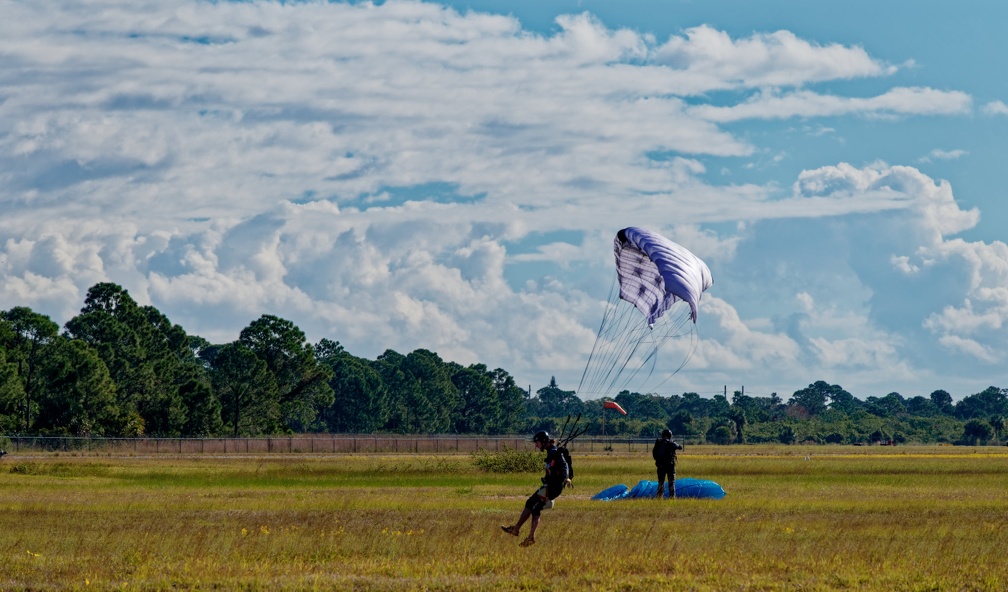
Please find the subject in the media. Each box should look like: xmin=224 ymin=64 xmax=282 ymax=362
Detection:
xmin=524 ymin=444 xmax=569 ymax=516
xmin=652 ymin=437 xmax=683 ymax=498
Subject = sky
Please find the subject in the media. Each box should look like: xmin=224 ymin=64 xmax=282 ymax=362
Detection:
xmin=2 ymin=0 xmax=1007 ymax=403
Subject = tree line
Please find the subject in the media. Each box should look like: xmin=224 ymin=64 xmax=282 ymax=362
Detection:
xmin=1 ymin=282 xmax=1005 ymax=445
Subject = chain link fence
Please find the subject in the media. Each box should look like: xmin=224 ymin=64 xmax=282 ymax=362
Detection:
xmin=0 ymin=433 xmax=701 ymax=455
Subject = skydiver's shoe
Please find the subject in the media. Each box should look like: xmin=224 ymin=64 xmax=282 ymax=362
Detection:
xmin=519 ymin=536 xmax=536 ymax=547
xmin=501 ymin=525 xmax=519 ymax=537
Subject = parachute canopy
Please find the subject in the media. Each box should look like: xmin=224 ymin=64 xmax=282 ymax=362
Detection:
xmin=615 ymin=227 xmax=713 ymax=326
xmin=577 ymin=227 xmax=713 ymax=399
xmin=592 ymin=478 xmax=727 ymax=501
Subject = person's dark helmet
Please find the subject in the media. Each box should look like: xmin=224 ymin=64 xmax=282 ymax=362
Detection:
xmin=661 ymin=428 xmax=673 ymax=440
xmin=532 ymin=430 xmax=550 ymax=445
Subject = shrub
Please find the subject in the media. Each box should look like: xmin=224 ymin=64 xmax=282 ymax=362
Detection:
xmin=471 ymin=444 xmax=542 ymax=473
xmin=709 ymin=425 xmax=733 ymax=445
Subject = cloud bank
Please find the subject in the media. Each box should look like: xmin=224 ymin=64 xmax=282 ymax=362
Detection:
xmin=1 ymin=0 xmax=1004 ymax=400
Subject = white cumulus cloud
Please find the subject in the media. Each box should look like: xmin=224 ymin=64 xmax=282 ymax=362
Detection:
xmin=0 ymin=0 xmax=1001 ymax=400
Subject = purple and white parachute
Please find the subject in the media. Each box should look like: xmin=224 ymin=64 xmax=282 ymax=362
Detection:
xmin=577 ymin=227 xmax=713 ymax=398
xmin=615 ymin=227 xmax=713 ymax=326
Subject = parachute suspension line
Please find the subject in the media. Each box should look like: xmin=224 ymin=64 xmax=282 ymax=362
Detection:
xmin=591 ymin=306 xmax=642 ymax=392
xmin=606 ymin=314 xmax=655 ymax=392
xmin=578 ymin=280 xmax=699 ymax=399
xmin=577 ymin=282 xmax=649 ymax=399
xmin=577 ymin=274 xmax=651 ymax=397
xmin=576 ymin=273 xmax=621 ymax=398
xmin=577 ymin=277 xmax=694 ymax=399
xmin=595 ymin=307 xmax=651 ymax=396
xmin=640 ymin=320 xmax=700 ymax=393
xmin=606 ymin=307 xmax=694 ymax=395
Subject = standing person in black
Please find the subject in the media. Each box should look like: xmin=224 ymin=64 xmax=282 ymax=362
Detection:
xmin=653 ymin=428 xmax=683 ymax=499
xmin=501 ymin=431 xmax=572 ymax=547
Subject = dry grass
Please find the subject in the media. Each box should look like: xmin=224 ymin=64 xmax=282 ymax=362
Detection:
xmin=1 ymin=445 xmax=1006 ymax=590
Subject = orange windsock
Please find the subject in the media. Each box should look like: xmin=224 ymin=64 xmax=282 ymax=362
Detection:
xmin=603 ymin=400 xmax=627 ymax=415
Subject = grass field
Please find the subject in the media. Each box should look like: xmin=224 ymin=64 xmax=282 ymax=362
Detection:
xmin=1 ymin=445 xmax=1006 ymax=591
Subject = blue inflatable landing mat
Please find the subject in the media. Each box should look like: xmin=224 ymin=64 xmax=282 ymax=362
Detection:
xmin=592 ymin=478 xmax=726 ymax=500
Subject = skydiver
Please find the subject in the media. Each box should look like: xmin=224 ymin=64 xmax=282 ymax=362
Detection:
xmin=500 ymin=430 xmax=572 ymax=547
xmin=652 ymin=429 xmax=683 ymax=499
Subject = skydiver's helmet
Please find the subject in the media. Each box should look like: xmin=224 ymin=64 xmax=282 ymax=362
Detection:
xmin=661 ymin=428 xmax=673 ymax=440
xmin=532 ymin=431 xmax=550 ymax=446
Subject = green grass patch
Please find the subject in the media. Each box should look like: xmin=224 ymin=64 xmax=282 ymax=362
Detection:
xmin=1 ymin=446 xmax=1006 ymax=590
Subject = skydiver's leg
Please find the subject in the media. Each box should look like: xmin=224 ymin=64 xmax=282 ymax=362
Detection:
xmin=502 ymin=507 xmax=531 ymax=536
xmin=656 ymin=466 xmax=668 ymax=498
xmin=521 ymin=515 xmax=540 ymax=546
xmin=503 ymin=494 xmax=539 ymax=536
xmin=518 ymin=495 xmax=545 ymax=547
xmin=515 ymin=507 xmax=532 ymax=529
xmin=669 ymin=464 xmax=677 ymax=499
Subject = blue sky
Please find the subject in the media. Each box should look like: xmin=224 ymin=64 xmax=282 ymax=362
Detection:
xmin=2 ymin=0 xmax=1006 ymax=401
